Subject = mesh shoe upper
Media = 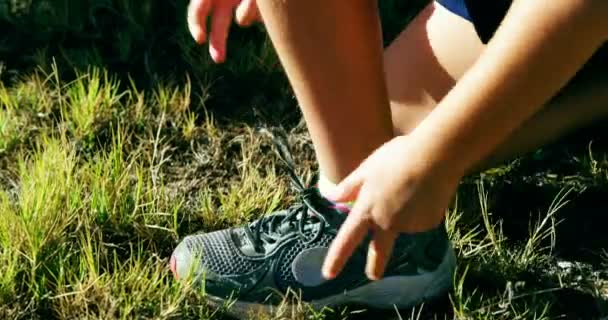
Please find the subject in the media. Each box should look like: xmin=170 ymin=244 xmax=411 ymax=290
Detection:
xmin=183 ymin=229 xmax=264 ymax=276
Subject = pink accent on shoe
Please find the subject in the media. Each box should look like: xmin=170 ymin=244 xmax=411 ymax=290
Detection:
xmin=317 ymin=177 xmax=354 ymax=213
xmin=170 ymin=255 xmax=178 ymax=279
xmin=331 ymin=203 xmax=351 ymax=214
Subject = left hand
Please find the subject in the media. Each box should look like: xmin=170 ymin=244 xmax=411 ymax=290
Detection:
xmin=321 ymin=135 xmax=462 ymax=281
xmin=187 ymin=0 xmax=262 ymax=63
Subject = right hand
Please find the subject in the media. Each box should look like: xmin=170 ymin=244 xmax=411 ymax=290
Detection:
xmin=187 ymin=0 xmax=262 ymax=63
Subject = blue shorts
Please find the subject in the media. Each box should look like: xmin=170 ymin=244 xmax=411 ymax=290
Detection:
xmin=435 ymin=0 xmax=607 ymax=66
xmin=435 ymin=0 xmax=511 ymax=44
xmin=435 ymin=0 xmax=471 ymax=22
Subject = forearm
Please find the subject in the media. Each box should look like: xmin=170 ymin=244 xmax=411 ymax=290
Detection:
xmin=256 ymin=0 xmax=393 ymax=180
xmin=412 ymin=0 xmax=608 ymax=177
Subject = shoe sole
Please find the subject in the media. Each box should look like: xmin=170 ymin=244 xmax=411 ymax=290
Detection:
xmin=205 ymin=246 xmax=456 ymax=319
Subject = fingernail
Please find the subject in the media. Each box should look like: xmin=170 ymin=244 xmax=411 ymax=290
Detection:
xmin=322 ymin=266 xmax=334 ymax=280
xmin=189 ymin=27 xmax=205 ymax=44
xmin=196 ymin=33 xmax=206 ymax=44
xmin=366 ymin=265 xmax=380 ymax=281
xmin=365 ymin=268 xmax=374 ymax=281
xmin=209 ymin=47 xmax=224 ymax=63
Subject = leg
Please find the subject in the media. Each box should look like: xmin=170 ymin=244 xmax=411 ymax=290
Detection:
xmin=172 ymin=1 xmax=459 ymax=309
xmin=256 ymin=0 xmax=394 ymax=183
xmin=386 ymin=3 xmax=485 ymax=135
xmin=482 ymin=69 xmax=608 ymax=168
xmin=386 ymin=2 xmax=608 ymax=171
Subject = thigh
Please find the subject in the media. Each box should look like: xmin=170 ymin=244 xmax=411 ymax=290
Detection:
xmin=385 ymin=2 xmax=484 ymax=135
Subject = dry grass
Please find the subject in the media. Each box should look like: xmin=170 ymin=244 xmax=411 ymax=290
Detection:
xmin=2 ymin=2 xmax=608 ymax=315
xmin=1 ymin=64 xmax=608 ymax=319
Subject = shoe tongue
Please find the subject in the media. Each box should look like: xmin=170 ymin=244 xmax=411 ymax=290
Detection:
xmin=277 ymin=213 xmax=322 ymax=235
xmin=234 ymin=192 xmax=344 ymax=253
xmin=277 ymin=220 xmax=295 ymax=234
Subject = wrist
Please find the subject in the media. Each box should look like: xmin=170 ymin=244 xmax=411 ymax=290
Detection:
xmin=403 ymin=128 xmax=469 ymax=183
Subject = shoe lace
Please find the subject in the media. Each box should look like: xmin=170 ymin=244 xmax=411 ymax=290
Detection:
xmin=243 ymin=131 xmax=330 ymax=254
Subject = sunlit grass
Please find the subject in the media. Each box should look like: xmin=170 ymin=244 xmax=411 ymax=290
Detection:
xmin=4 ymin=0 xmax=606 ymax=318
xmin=0 ymin=59 xmax=607 ymax=319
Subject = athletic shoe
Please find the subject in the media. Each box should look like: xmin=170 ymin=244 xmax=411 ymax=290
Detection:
xmin=170 ymin=135 xmax=456 ymax=316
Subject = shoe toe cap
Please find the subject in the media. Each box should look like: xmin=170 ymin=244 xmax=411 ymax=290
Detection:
xmin=171 ymin=235 xmax=206 ymax=280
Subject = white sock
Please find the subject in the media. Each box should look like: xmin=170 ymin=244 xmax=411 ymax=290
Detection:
xmin=317 ymin=174 xmax=354 ymax=212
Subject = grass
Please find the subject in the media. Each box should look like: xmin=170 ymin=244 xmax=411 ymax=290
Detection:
xmin=0 ymin=63 xmax=607 ymax=320
xmin=1 ymin=0 xmax=608 ymax=318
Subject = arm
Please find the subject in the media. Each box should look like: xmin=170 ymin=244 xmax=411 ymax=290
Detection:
xmin=412 ymin=0 xmax=608 ymax=178
xmin=322 ymin=0 xmax=608 ymax=280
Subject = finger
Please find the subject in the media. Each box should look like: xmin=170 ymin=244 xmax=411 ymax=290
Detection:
xmin=366 ymin=231 xmax=397 ymax=280
xmin=322 ymin=202 xmax=371 ymax=280
xmin=209 ymin=0 xmax=234 ymax=63
xmin=235 ymin=0 xmax=258 ymax=26
xmin=326 ymin=166 xmax=366 ymax=203
xmin=187 ymin=0 xmax=212 ymax=44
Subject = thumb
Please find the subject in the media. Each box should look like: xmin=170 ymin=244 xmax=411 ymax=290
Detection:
xmin=326 ymin=166 xmax=366 ymax=203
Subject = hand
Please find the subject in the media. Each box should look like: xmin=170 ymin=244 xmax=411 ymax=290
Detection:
xmin=187 ymin=0 xmax=262 ymax=63
xmin=321 ymin=135 xmax=462 ymax=281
